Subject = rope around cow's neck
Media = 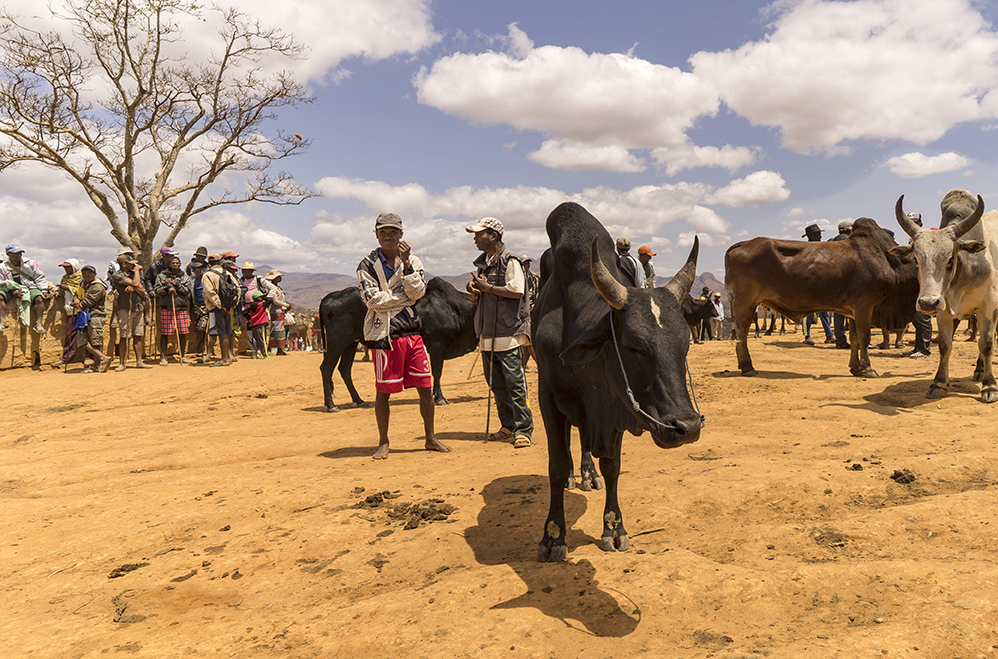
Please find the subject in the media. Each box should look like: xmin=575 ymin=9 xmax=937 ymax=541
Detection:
xmin=609 ymin=311 xmax=706 ymax=431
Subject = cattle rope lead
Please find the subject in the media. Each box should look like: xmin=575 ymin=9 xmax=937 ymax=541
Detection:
xmin=609 ymin=312 xmax=706 ymax=431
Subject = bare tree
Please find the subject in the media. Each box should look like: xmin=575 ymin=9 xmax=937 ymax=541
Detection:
xmin=0 ymin=0 xmax=316 ymax=265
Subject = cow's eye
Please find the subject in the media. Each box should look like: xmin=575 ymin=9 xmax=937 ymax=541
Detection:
xmin=626 ymin=343 xmax=649 ymax=356
xmin=946 ymin=257 xmax=954 ymax=270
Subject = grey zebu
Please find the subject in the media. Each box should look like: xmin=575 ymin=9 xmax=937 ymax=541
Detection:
xmin=533 ymin=202 xmax=703 ymax=562
xmin=893 ymin=190 xmax=998 ymax=403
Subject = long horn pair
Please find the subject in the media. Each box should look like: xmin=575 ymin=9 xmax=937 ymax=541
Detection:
xmin=896 ymin=194 xmax=985 ymax=239
xmin=590 ymin=235 xmax=699 ymax=309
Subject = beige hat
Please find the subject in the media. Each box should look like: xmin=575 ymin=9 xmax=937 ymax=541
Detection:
xmin=264 ymin=269 xmax=283 ymax=280
xmin=616 ymin=237 xmax=631 ymax=251
xmin=465 ymin=217 xmax=504 ymax=238
xmin=241 ymin=261 xmax=255 ymax=271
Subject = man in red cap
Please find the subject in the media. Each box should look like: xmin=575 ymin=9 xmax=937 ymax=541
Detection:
xmin=637 ymin=245 xmax=656 ymax=289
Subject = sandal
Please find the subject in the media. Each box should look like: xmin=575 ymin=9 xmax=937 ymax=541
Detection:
xmin=487 ymin=427 xmax=514 ymax=442
xmin=513 ymin=434 xmax=532 ymax=449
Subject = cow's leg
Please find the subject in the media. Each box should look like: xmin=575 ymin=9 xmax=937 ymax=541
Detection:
xmin=928 ymin=313 xmax=954 ymax=398
xmin=734 ymin=303 xmax=757 ymax=376
xmin=764 ymin=309 xmax=776 ymax=335
xmin=598 ymin=433 xmax=628 ymax=552
xmin=319 ymin=344 xmax=341 ymax=412
xmin=688 ymin=322 xmax=701 ymax=344
xmin=426 ymin=344 xmax=449 ymax=405
xmin=849 ymin=313 xmax=878 ymax=378
xmin=976 ymin=310 xmax=997 ymax=403
xmin=337 ymin=341 xmax=367 ymax=407
xmin=577 ymin=450 xmax=603 ymax=491
xmin=538 ymin=398 xmax=572 ymax=562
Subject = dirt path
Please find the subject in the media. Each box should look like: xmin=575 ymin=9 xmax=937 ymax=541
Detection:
xmin=2 ymin=333 xmax=997 ymax=658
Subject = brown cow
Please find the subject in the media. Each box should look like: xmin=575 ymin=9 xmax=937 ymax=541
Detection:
xmin=724 ymin=218 xmax=918 ymax=377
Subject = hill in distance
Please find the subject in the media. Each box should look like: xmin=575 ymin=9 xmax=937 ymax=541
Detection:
xmin=277 ymin=269 xmax=724 ymax=311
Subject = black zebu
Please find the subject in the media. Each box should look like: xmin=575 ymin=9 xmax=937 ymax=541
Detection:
xmin=533 ymin=202 xmax=703 ymax=562
xmin=681 ymin=295 xmax=719 ymax=343
xmin=318 ymin=277 xmax=478 ymax=412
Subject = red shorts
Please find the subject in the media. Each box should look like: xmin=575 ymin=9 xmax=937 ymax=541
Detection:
xmin=373 ymin=334 xmax=432 ymax=393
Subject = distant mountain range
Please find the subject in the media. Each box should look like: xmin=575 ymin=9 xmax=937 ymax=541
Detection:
xmin=278 ymin=268 xmax=726 ymax=311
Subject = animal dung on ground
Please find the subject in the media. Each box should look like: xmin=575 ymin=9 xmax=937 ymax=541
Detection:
xmin=354 ymin=490 xmax=456 ymax=529
xmin=108 ymin=563 xmax=149 ymax=579
xmin=808 ymin=526 xmax=846 ymax=547
xmin=890 ymin=469 xmax=916 ymax=484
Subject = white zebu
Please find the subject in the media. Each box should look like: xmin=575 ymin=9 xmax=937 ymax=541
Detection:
xmin=894 ymin=190 xmax=998 ymax=403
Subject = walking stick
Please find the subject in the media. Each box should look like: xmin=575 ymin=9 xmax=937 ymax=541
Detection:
xmin=484 ymin=286 xmax=499 ymax=440
xmin=127 ymin=291 xmax=133 ymax=366
xmin=466 ymin=346 xmax=481 ymax=379
xmin=171 ymin=292 xmax=184 ymax=364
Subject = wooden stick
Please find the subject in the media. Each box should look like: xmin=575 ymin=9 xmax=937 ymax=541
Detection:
xmin=171 ymin=293 xmax=183 ymax=363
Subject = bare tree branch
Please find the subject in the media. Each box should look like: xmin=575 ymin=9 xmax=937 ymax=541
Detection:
xmin=0 ymin=0 xmax=316 ymax=264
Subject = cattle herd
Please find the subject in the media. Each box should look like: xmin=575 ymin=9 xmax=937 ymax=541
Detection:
xmin=316 ymin=188 xmax=996 ymax=561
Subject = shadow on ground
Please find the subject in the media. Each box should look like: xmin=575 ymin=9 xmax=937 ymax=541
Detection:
xmin=464 ymin=474 xmax=640 ymax=638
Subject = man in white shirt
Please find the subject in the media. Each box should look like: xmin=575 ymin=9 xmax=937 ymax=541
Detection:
xmin=466 ymin=217 xmax=533 ymax=449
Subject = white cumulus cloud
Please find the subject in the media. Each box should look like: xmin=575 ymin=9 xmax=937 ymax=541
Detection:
xmin=313 ymin=171 xmax=792 ymax=271
xmin=1 ymin=0 xmax=441 ymax=86
xmin=691 ymin=0 xmax=998 ymax=153
xmin=705 ymin=171 xmax=791 ymax=207
xmin=651 ymin=142 xmax=759 ymax=176
xmin=413 ymin=24 xmax=753 ymax=175
xmin=885 ymin=151 xmax=972 ymax=178
xmin=529 ymin=140 xmax=647 ymax=173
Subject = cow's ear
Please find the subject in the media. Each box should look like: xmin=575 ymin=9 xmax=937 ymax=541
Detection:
xmin=559 ymin=322 xmax=610 ymax=365
xmin=887 ymin=244 xmax=912 ymax=257
xmin=958 ymin=240 xmax=986 ymax=254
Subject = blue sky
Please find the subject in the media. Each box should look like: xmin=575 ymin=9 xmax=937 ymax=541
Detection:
xmin=4 ymin=0 xmax=998 ymax=281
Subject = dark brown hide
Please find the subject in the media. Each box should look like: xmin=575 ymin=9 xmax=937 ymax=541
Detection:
xmin=724 ymin=218 xmax=918 ymax=377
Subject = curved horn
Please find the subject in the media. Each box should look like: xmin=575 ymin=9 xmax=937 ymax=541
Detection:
xmin=591 ymin=237 xmax=628 ymax=310
xmin=949 ymin=195 xmax=985 ymax=239
xmin=664 ymin=236 xmax=699 ymax=304
xmin=895 ymin=195 xmax=920 ymax=239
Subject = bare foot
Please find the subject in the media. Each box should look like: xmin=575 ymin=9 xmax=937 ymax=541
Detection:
xmin=425 ymin=438 xmax=452 ymax=453
xmin=372 ymin=444 xmax=389 ymax=460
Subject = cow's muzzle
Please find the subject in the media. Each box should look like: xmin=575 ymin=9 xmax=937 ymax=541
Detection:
xmin=651 ymin=416 xmax=702 ymax=449
xmin=917 ymin=296 xmax=943 ymax=314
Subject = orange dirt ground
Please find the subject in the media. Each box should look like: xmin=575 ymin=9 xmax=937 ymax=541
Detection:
xmin=3 ymin=331 xmax=998 ymax=658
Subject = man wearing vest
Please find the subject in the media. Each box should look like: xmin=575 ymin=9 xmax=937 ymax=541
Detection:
xmin=465 ymin=217 xmax=533 ymax=449
xmin=358 ymin=212 xmax=451 ymax=460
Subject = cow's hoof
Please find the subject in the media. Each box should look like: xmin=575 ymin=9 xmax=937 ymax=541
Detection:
xmin=600 ymin=534 xmax=629 ymax=552
xmin=326 ymin=405 xmax=341 ymax=413
xmin=854 ymin=368 xmax=879 ymax=378
xmin=537 ymin=543 xmax=567 ymax=562
xmin=567 ymin=474 xmax=577 ymax=490
xmin=741 ymin=369 xmax=758 ymax=377
xmin=926 ymin=384 xmax=947 ymax=399
xmin=355 ymin=401 xmax=370 ymax=409
xmin=981 ymin=388 xmax=998 ymax=404
xmin=434 ymin=397 xmax=450 ymax=406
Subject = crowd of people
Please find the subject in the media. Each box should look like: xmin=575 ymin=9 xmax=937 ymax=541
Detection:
xmin=0 ymin=243 xmax=307 ymax=372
